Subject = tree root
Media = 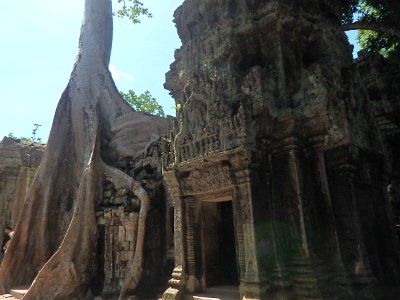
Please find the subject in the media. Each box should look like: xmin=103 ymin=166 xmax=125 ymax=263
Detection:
xmin=101 ymin=162 xmax=150 ymax=299
xmin=22 ymin=150 xmax=100 ymax=300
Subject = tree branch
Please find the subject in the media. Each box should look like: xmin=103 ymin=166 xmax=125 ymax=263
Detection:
xmin=342 ymin=21 xmax=400 ymax=39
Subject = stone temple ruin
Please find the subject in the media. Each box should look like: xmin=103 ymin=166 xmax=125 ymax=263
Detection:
xmin=1 ymin=0 xmax=400 ymax=299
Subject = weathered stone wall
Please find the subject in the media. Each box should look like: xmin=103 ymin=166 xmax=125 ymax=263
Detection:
xmin=95 ymin=137 xmax=173 ymax=298
xmin=356 ymin=51 xmax=400 ymax=236
xmin=0 ymin=137 xmax=45 ymax=235
xmin=163 ymin=0 xmax=400 ymax=299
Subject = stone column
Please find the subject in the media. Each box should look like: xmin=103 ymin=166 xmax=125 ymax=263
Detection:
xmin=163 ymin=171 xmax=185 ymax=300
xmin=307 ymin=138 xmax=351 ymax=296
xmin=234 ymin=212 xmax=246 ymax=283
xmin=231 ymin=152 xmax=267 ymax=299
xmin=326 ymin=147 xmax=376 ymax=293
xmin=184 ymin=196 xmax=201 ymax=292
xmin=270 ymin=137 xmax=322 ymax=299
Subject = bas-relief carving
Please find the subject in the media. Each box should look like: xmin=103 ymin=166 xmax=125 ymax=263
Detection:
xmin=242 ymin=223 xmax=259 ymax=282
xmin=180 ymin=164 xmax=232 ymax=195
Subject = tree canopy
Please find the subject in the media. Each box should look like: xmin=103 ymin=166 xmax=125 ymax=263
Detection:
xmin=121 ymin=90 xmax=166 ymax=117
xmin=341 ymin=0 xmax=400 ymax=58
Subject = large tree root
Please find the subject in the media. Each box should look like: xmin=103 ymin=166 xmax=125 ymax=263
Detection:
xmin=22 ymin=147 xmax=100 ymax=299
xmin=0 ymin=1 xmax=164 ymax=298
xmin=19 ymin=158 xmax=150 ymax=300
xmin=101 ymin=163 xmax=150 ymax=300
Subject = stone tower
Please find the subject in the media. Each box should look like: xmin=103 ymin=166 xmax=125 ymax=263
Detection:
xmin=162 ymin=0 xmax=400 ymax=299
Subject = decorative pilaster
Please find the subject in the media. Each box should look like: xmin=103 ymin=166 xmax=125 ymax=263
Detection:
xmin=270 ymin=137 xmax=320 ymax=298
xmin=231 ymin=151 xmax=267 ymax=299
xmin=325 ymin=146 xmax=376 ymax=296
xmin=184 ymin=196 xmax=201 ymax=292
xmin=307 ymin=137 xmax=352 ymax=298
xmin=162 ymin=171 xmax=185 ymax=300
xmin=234 ymin=221 xmax=246 ymax=282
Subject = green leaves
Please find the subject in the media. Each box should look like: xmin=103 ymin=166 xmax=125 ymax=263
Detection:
xmin=357 ymin=29 xmax=399 ymax=57
xmin=114 ymin=0 xmax=152 ymax=24
xmin=340 ymin=0 xmax=359 ymax=25
xmin=341 ymin=0 xmax=399 ymax=59
xmin=120 ymin=90 xmax=165 ymax=117
xmin=356 ymin=0 xmax=398 ymax=57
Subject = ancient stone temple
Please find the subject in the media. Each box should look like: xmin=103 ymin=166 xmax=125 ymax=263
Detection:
xmin=0 ymin=137 xmax=45 ymax=236
xmin=161 ymin=0 xmax=400 ymax=299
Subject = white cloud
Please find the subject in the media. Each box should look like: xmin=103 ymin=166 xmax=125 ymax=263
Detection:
xmin=109 ymin=64 xmax=134 ymax=81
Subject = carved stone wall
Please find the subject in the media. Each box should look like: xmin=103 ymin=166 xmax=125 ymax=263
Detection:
xmin=95 ymin=138 xmax=173 ymax=298
xmin=0 ymin=137 xmax=45 ymax=235
xmin=355 ymin=52 xmax=400 ymax=236
xmin=163 ymin=0 xmax=400 ymax=299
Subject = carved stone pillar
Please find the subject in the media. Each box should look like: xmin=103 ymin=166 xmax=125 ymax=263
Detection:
xmin=162 ymin=171 xmax=185 ymax=300
xmin=184 ymin=196 xmax=201 ymax=293
xmin=270 ymin=137 xmax=321 ymax=299
xmin=231 ymin=152 xmax=267 ymax=299
xmin=234 ymin=213 xmax=246 ymax=282
xmin=306 ymin=138 xmax=351 ymax=296
xmin=326 ymin=147 xmax=376 ymax=293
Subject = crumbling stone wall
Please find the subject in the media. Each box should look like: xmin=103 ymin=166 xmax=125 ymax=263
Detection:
xmin=95 ymin=137 xmax=172 ymax=298
xmin=0 ymin=137 xmax=45 ymax=235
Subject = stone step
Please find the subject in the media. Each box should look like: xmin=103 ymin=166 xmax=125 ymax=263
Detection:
xmin=9 ymin=287 xmax=29 ymax=299
xmin=0 ymin=294 xmax=17 ymax=300
xmin=184 ymin=285 xmax=240 ymax=300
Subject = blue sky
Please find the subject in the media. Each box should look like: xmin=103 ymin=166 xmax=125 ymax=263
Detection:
xmin=0 ymin=1 xmax=359 ymax=142
xmin=0 ymin=0 xmax=184 ymax=141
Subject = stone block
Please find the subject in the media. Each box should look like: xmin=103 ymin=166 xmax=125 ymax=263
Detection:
xmin=118 ymin=226 xmax=126 ymax=241
xmin=122 ymin=241 xmax=130 ymax=251
xmin=116 ymin=188 xmax=129 ymax=197
xmin=103 ymin=190 xmax=113 ymax=198
xmin=126 ymin=228 xmax=134 ymax=241
xmin=120 ymin=251 xmax=131 ymax=262
xmin=129 ymin=241 xmax=136 ymax=251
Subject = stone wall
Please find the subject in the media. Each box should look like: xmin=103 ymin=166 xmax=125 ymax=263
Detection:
xmin=0 ymin=137 xmax=45 ymax=235
xmin=162 ymin=0 xmax=400 ymax=299
xmin=355 ymin=51 xmax=400 ymax=236
xmin=95 ymin=137 xmax=173 ymax=298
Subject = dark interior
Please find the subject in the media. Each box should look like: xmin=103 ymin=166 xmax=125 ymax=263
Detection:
xmin=202 ymin=200 xmax=239 ymax=287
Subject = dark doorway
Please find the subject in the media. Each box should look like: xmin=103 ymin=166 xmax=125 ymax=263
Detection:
xmin=201 ymin=200 xmax=239 ymax=287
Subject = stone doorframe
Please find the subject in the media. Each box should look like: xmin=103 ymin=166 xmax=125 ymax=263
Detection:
xmin=162 ymin=150 xmax=267 ymax=299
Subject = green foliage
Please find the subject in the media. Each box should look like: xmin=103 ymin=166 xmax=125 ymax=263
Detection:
xmin=340 ymin=0 xmax=359 ymax=25
xmin=114 ymin=0 xmax=152 ymax=24
xmin=342 ymin=0 xmax=399 ymax=59
xmin=120 ymin=90 xmax=165 ymax=117
xmin=357 ymin=30 xmax=399 ymax=57
xmin=31 ymin=124 xmax=41 ymax=142
xmin=356 ymin=0 xmax=399 ymax=57
xmin=7 ymin=124 xmax=42 ymax=143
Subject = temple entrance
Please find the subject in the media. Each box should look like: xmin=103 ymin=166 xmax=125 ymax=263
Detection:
xmin=201 ymin=199 xmax=239 ymax=288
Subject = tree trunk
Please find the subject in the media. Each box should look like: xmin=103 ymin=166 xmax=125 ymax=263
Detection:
xmin=0 ymin=0 xmax=167 ymax=298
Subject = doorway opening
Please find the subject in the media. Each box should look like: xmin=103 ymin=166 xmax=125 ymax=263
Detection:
xmin=201 ymin=200 xmax=239 ymax=287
